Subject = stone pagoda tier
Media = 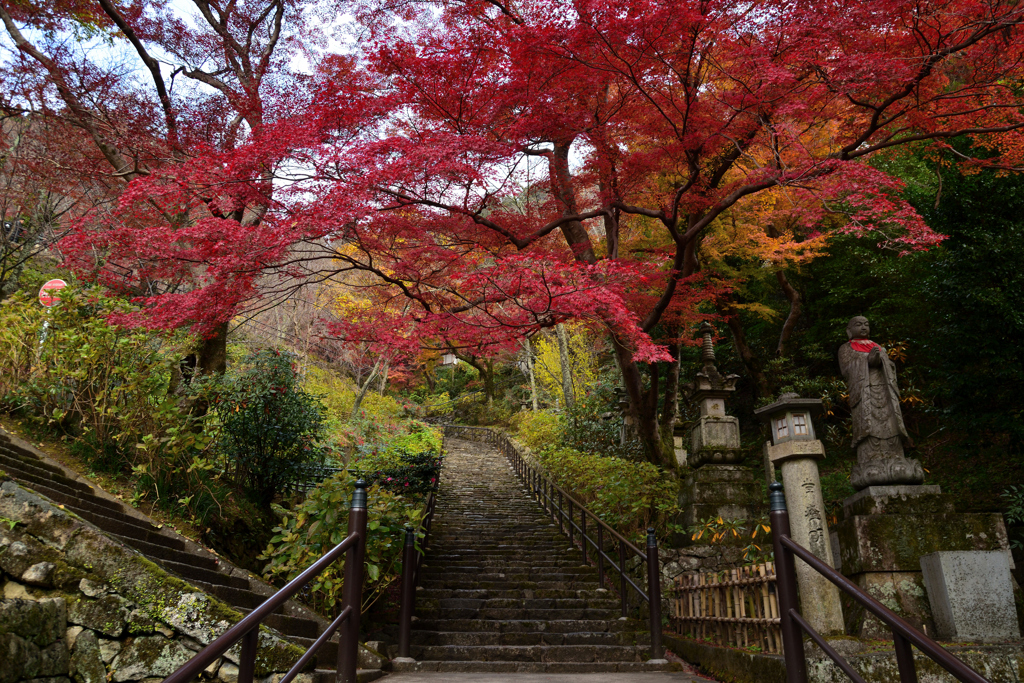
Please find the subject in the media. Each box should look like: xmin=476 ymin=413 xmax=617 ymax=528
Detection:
xmin=675 ymin=323 xmax=759 ymax=538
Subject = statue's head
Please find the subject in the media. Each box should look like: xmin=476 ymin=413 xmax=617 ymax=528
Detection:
xmin=847 ymin=316 xmax=870 ymax=340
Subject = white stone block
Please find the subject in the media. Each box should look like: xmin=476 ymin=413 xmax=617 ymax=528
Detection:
xmin=920 ymin=550 xmax=1020 ymax=642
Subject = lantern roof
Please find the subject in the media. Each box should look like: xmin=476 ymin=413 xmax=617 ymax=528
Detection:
xmin=753 ymin=392 xmax=824 ymax=422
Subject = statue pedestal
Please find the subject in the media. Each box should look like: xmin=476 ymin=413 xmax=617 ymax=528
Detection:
xmin=677 ymin=465 xmax=760 ymax=530
xmin=833 ymin=485 xmax=1012 ymax=639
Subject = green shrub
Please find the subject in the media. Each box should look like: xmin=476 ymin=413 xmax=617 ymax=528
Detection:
xmin=361 ymin=451 xmax=443 ymax=496
xmin=204 ymin=349 xmax=328 ymax=506
xmin=560 ymin=394 xmax=644 ymax=460
xmin=535 ymin=446 xmax=680 ymax=541
xmin=0 ymin=287 xmax=223 ymax=525
xmin=513 ymin=410 xmax=561 ymax=451
xmin=260 ymin=471 xmax=426 ymax=615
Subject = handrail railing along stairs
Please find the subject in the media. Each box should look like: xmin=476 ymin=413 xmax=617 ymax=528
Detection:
xmin=163 ymin=480 xmax=370 ymax=683
xmin=394 ymin=485 xmax=439 ymax=660
xmin=769 ymin=481 xmax=990 ymax=683
xmin=435 ymin=424 xmax=665 ymax=662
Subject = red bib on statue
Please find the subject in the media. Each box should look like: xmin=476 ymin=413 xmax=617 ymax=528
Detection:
xmin=849 ymin=339 xmax=879 ymax=352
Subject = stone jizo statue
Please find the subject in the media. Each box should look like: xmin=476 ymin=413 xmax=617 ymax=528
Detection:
xmin=838 ymin=316 xmax=924 ymax=490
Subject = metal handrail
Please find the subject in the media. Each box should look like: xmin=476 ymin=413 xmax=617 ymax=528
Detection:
xmin=768 ymin=481 xmax=990 ymax=683
xmin=444 ymin=425 xmax=664 ymax=661
xmin=396 ymin=488 xmax=439 ymax=659
xmin=164 ymin=481 xmax=370 ymax=683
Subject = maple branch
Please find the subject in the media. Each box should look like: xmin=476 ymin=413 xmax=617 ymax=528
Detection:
xmin=379 ymin=188 xmax=606 ymax=250
xmin=839 ymin=17 xmax=1023 ymax=159
xmin=94 ymin=0 xmax=182 ymax=156
xmin=0 ymin=5 xmax=142 ymax=180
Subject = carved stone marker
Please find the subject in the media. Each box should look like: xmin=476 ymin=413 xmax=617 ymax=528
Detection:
xmin=838 ymin=316 xmax=924 ymax=490
xmin=755 ymin=394 xmax=844 ymax=636
xmin=920 ymin=551 xmax=1020 ymax=642
xmin=675 ymin=323 xmax=758 ymax=535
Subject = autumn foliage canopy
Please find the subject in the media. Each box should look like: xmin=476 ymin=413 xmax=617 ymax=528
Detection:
xmin=3 ymin=0 xmax=1024 ymax=462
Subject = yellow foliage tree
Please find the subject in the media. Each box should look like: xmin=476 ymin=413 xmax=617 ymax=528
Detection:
xmin=531 ymin=323 xmax=602 ymax=407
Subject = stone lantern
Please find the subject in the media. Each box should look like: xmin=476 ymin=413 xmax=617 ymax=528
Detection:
xmin=675 ymin=323 xmax=758 ymax=533
xmin=755 ymin=393 xmax=845 ymax=636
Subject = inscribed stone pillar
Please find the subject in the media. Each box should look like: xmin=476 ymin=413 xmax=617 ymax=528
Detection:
xmin=777 ymin=451 xmax=845 ymax=636
xmin=756 ymin=394 xmax=845 ymax=637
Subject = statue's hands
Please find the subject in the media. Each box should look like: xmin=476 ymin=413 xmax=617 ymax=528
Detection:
xmin=868 ymin=345 xmax=884 ymax=367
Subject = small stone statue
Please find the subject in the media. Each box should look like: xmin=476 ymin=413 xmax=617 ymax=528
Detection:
xmin=838 ymin=316 xmax=924 ymax=490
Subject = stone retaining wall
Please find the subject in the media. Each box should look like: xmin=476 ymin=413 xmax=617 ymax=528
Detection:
xmin=0 ymin=470 xmax=307 ymax=683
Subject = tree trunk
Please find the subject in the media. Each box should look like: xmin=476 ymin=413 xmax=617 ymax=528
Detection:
xmin=716 ymin=299 xmax=770 ymax=397
xmin=523 ymin=338 xmax=539 ymax=410
xmin=378 ymin=359 xmax=390 ymax=393
xmin=658 ymin=342 xmax=682 ymax=455
xmin=351 ymin=357 xmax=382 ymax=419
xmin=775 ymin=269 xmax=802 ymax=357
xmin=196 ymin=322 xmax=228 ymax=377
xmin=556 ymin=323 xmax=575 ymax=410
xmin=612 ymin=338 xmax=672 ymax=468
xmin=484 ymin=359 xmax=495 ymax=404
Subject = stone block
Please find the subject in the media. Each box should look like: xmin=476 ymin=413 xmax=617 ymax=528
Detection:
xmin=22 ymin=562 xmax=57 ymax=587
xmin=110 ymin=635 xmax=193 ymax=682
xmin=691 ymin=416 xmax=740 ymax=451
xmin=842 ymin=485 xmax=952 ymax=517
xmin=677 ymin=466 xmax=760 ymax=530
xmin=921 ymin=550 xmax=1020 ymax=642
xmin=841 ymin=571 xmax=934 ymax=639
xmin=0 ymin=597 xmax=67 ymax=647
xmin=68 ymin=594 xmax=130 ymax=638
xmin=766 ymin=439 xmax=824 ymax=464
xmin=71 ymin=629 xmax=108 ymax=683
xmin=835 ymin=512 xmax=1008 ymax=575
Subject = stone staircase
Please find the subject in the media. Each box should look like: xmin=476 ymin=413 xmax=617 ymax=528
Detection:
xmin=393 ymin=436 xmax=671 ymax=673
xmin=0 ymin=428 xmax=378 ymax=680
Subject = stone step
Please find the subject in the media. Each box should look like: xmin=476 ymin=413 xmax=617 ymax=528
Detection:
xmin=290 ymin=636 xmax=339 ymax=667
xmin=0 ymin=457 xmax=99 ymax=500
xmin=106 ymin=533 xmax=220 ymax=571
xmin=412 ymin=618 xmax=639 ymax=633
xmin=0 ymin=446 xmax=81 ymax=481
xmin=158 ymin=558 xmax=250 ymax=590
xmin=391 ymin=660 xmax=671 ymax=673
xmin=419 ymin=579 xmax=598 ymax=591
xmin=422 ymin=597 xmax=620 ymax=610
xmin=0 ymin=435 xmax=342 ymax=671
xmin=418 ymin=588 xmax=612 ymax=600
xmin=409 ymin=630 xmax=647 ymax=647
xmin=410 ymin=644 xmax=646 ymax=663
xmin=69 ymin=506 xmax=187 ymax=548
xmin=416 ymin=607 xmax=622 ymax=621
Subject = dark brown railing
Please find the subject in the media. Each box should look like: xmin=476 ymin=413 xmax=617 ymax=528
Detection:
xmin=164 ymin=480 xmax=370 ymax=683
xmin=443 ymin=424 xmax=664 ymax=661
xmin=395 ymin=489 xmax=439 ymax=660
xmin=769 ymin=482 xmax=989 ymax=683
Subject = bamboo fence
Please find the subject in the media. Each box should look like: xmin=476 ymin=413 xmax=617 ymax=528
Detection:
xmin=669 ymin=562 xmax=783 ymax=654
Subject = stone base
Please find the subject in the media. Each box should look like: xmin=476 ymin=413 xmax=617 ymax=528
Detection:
xmin=921 ymin=551 xmax=1021 ymax=642
xmin=834 ymin=486 xmax=1012 ymax=639
xmin=675 ymin=465 xmax=760 ymax=531
xmin=841 ymin=571 xmax=935 ymax=639
xmin=664 ymin=632 xmax=1024 ymax=683
xmin=850 ymin=454 xmax=925 ymax=491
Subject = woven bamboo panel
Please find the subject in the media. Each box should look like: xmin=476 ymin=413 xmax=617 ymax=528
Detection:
xmin=669 ymin=562 xmax=783 ymax=654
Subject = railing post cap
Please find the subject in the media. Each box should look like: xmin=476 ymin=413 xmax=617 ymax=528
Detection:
xmin=404 ymin=525 xmax=416 ymax=544
xmin=647 ymin=527 xmax=657 ymax=548
xmin=769 ymin=481 xmax=787 ymax=512
xmin=351 ymin=479 xmax=368 ymax=510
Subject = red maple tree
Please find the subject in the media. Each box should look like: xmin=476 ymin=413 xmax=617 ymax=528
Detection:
xmin=4 ymin=0 xmax=1024 ymax=465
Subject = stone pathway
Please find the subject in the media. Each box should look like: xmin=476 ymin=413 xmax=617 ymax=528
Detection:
xmin=385 ymin=674 xmax=716 ymax=683
xmin=393 ymin=436 xmax=673 ymax=673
